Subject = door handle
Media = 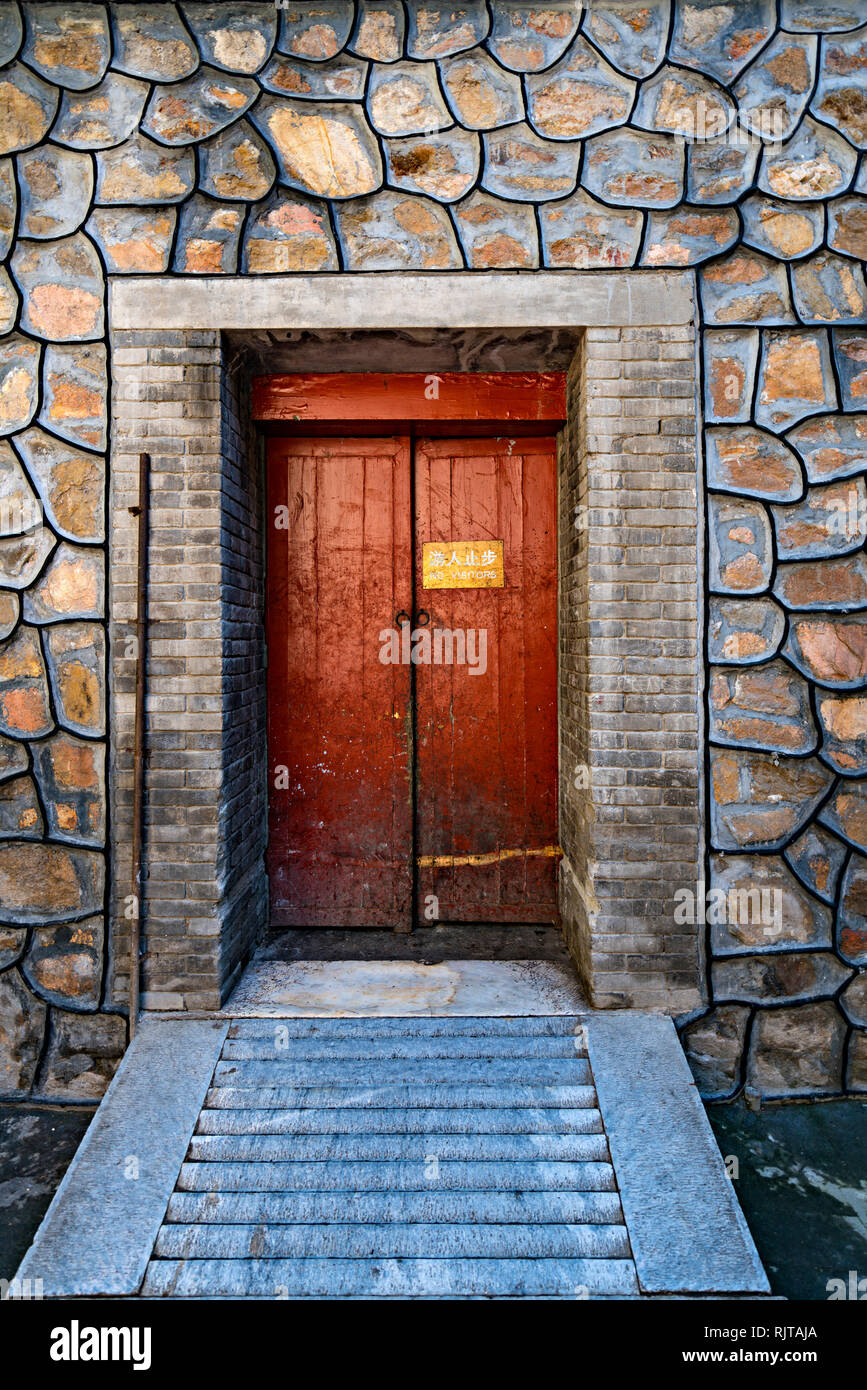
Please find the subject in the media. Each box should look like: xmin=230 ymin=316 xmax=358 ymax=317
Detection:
xmin=395 ymin=610 xmax=411 ymax=625
xmin=415 ymin=610 xmax=430 ymax=626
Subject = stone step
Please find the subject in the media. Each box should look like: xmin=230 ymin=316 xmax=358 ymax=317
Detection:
xmin=177 ymin=1159 xmax=616 ymax=1193
xmin=205 ymin=1083 xmax=598 ymax=1110
xmin=221 ymin=1036 xmax=587 ymax=1061
xmin=187 ymin=1132 xmax=610 ymax=1163
xmin=142 ymin=1256 xmax=638 ymax=1299
xmin=226 ymin=1017 xmax=585 ymax=1039
xmin=196 ymin=1105 xmax=604 ymax=1136
xmin=212 ymin=1058 xmax=593 ymax=1087
xmin=166 ymin=1189 xmax=626 ymax=1226
xmin=154 ymin=1221 xmax=631 ymax=1261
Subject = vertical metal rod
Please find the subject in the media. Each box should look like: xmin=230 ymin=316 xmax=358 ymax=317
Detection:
xmin=129 ymin=451 xmax=150 ymax=1037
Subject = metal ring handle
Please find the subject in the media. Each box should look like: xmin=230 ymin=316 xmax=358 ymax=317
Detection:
xmin=395 ymin=610 xmax=411 ymax=625
xmin=415 ymin=610 xmax=430 ymax=626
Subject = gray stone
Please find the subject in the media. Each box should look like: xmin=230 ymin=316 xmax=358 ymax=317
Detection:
xmin=540 ymin=189 xmax=641 ymax=269
xmin=488 ymin=2 xmax=581 ymax=72
xmin=709 ymin=660 xmax=816 ymax=754
xmin=44 ymin=621 xmax=106 ymax=736
xmin=276 ymin=3 xmax=353 ymax=60
xmin=0 ymin=63 xmax=58 ymax=156
xmin=706 ymin=426 xmax=802 ymax=502
xmin=810 ymin=24 xmax=867 ymax=148
xmin=111 ymin=3 xmax=199 ymax=80
xmin=713 ymin=952 xmax=852 ymax=1005
xmin=0 ymin=1 xmax=22 ymax=66
xmin=16 ymin=144 xmax=93 ymax=239
xmin=759 ymin=116 xmax=857 ymax=201
xmin=741 ymin=195 xmax=824 ymax=261
xmin=23 ymin=542 xmax=104 ymax=624
xmin=95 ymin=132 xmax=195 ymax=204
xmin=0 ymin=774 xmax=42 ymax=838
xmin=0 ymin=438 xmax=41 ymax=536
xmin=583 ymin=1 xmax=669 ymax=78
xmin=440 ymin=51 xmax=524 ymax=130
xmin=827 ymin=195 xmax=867 ymax=260
xmin=242 ymin=189 xmax=338 ymax=273
xmin=0 ymin=733 xmax=28 ymax=781
xmin=526 ymin=36 xmax=635 ymax=140
xmin=582 ymin=128 xmax=683 ymax=207
xmin=52 ymin=73 xmax=149 ymax=150
xmin=837 ymin=851 xmax=867 ymax=964
xmin=0 ymin=158 xmax=15 ymax=258
xmin=818 ymin=781 xmax=867 ymax=853
xmin=773 ymin=477 xmax=866 ymax=560
xmin=703 ymin=329 xmax=759 ymax=424
xmin=33 ymin=730 xmax=104 ymax=846
xmin=39 ymin=342 xmax=107 ymax=451
xmin=86 ymin=206 xmax=176 ymax=274
xmin=11 ymin=233 xmax=104 ymax=341
xmin=701 ymin=248 xmax=794 ymax=327
xmin=642 ymin=207 xmax=739 ymax=267
xmin=198 ymin=120 xmax=275 ymax=202
xmin=38 ymin=1010 xmax=126 ymax=1100
xmin=0 ymin=968 xmax=46 ymax=1093
xmin=0 ymin=841 xmax=103 ymax=924
xmin=793 ymin=252 xmax=867 ymax=326
xmin=708 ymin=495 xmax=772 ymax=595
xmin=0 ymin=596 xmax=18 ymax=642
xmin=453 ymin=192 xmax=538 ymax=269
xmin=734 ymin=32 xmax=817 ymax=141
xmin=174 ymin=195 xmax=244 ymax=274
xmin=23 ymin=917 xmax=103 ymax=1010
xmin=349 ymin=2 xmax=404 ymax=62
xmin=0 ymin=527 xmax=56 ymax=592
xmin=482 ymin=123 xmax=580 ymax=202
xmin=709 ymin=853 xmax=833 ymax=953
xmin=787 ymin=413 xmax=867 ymax=485
xmin=833 ymin=330 xmax=867 ymax=411
xmin=709 ymin=748 xmax=833 ymax=851
xmin=707 ymin=597 xmax=785 ymax=666
xmin=756 ymin=329 xmax=838 ymax=433
xmin=0 ymin=334 xmax=40 ymax=435
xmin=22 ymin=2 xmax=110 ymax=89
xmin=634 ymin=65 xmax=735 ymax=140
xmin=407 ymin=2 xmax=488 ymax=58
xmin=781 ymin=2 xmax=865 ymax=30
xmin=785 ymin=825 xmax=848 ymax=904
xmin=746 ymin=1001 xmax=846 ymax=1097
xmin=143 ymin=67 xmax=258 ymax=145
xmin=839 ymin=972 xmax=867 ymax=1026
xmin=670 ymin=0 xmax=775 ymax=82
xmin=0 ymin=265 xmax=16 ymax=334
xmin=14 ymin=427 xmax=105 ymax=542
xmin=384 ymin=127 xmax=479 ymax=203
xmin=180 ymin=2 xmax=276 ymax=73
xmin=260 ymin=51 xmax=367 ymax=100
xmin=0 ymin=925 xmax=26 ymax=969
xmin=367 ymin=61 xmax=452 ymax=136
xmin=334 ymin=191 xmax=460 ymax=272
xmin=250 ymin=95 xmax=382 ymax=199
xmin=14 ymin=1018 xmax=228 ymax=1292
xmin=847 ymin=1028 xmax=867 ymax=1090
xmin=680 ymin=1005 xmax=749 ymax=1099
xmin=688 ymin=133 xmax=760 ymax=204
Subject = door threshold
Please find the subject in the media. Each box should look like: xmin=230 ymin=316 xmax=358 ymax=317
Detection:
xmin=261 ymin=924 xmax=569 ymax=964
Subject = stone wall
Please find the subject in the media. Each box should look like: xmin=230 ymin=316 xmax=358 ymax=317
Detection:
xmin=0 ymin=1 xmax=866 ymax=1101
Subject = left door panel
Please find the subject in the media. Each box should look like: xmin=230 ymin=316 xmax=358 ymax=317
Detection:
xmin=266 ymin=437 xmax=413 ymax=927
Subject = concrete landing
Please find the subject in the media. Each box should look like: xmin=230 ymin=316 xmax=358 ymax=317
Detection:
xmin=12 ymin=1007 xmax=770 ymax=1300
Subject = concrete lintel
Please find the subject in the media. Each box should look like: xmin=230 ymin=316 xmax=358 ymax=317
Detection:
xmin=110 ymin=271 xmax=696 ymax=332
xmin=14 ymin=1018 xmax=228 ymax=1297
xmin=585 ymin=1012 xmax=770 ymax=1296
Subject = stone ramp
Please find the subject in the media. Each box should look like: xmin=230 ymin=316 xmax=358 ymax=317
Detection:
xmin=14 ymin=1011 xmax=770 ymax=1300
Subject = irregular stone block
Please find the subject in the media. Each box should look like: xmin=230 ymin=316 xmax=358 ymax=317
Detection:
xmin=710 ymin=853 xmax=833 ymax=953
xmin=0 ymin=159 xmax=15 ymax=258
xmin=0 ymin=774 xmax=42 ymax=837
xmin=787 ymin=413 xmax=867 ymax=484
xmin=759 ymin=116 xmax=857 ymax=201
xmin=23 ymin=916 xmax=103 ymax=1010
xmin=385 ymin=127 xmax=479 ymax=202
xmin=0 ymin=595 xmax=17 ymax=642
xmin=840 ymin=972 xmax=867 ymax=1026
xmin=0 ymin=265 xmax=16 ymax=334
xmin=23 ymin=542 xmax=103 ymax=624
xmin=0 ymin=63 xmax=58 ymax=156
xmin=0 ymin=1 xmax=22 ymax=66
xmin=22 ymin=2 xmax=109 ymax=89
xmin=706 ymin=426 xmax=802 ymax=501
xmin=260 ymin=51 xmax=367 ymax=99
xmin=14 ymin=427 xmax=104 ymax=542
xmin=774 ymin=553 xmax=867 ymax=611
xmin=33 ymin=731 xmax=104 ymax=845
xmin=86 ymin=207 xmax=175 ymax=273
xmin=848 ymin=1028 xmax=867 ymax=1090
xmin=407 ymin=3 xmax=488 ymax=58
xmin=350 ymin=2 xmax=404 ymax=62
xmin=817 ymin=691 xmax=867 ymax=773
xmin=334 ymin=191 xmax=460 ymax=271
xmin=733 ymin=32 xmax=816 ymax=141
xmin=526 ymin=36 xmax=635 ymax=139
xmin=748 ymin=1000 xmax=846 ymax=1096
xmin=741 ymin=195 xmax=823 ymax=261
xmin=453 ymin=192 xmax=538 ymax=269
xmin=710 ymin=747 xmax=833 ymax=850
xmin=488 ymin=3 xmax=581 ymax=72
xmin=198 ymin=121 xmax=275 ymax=202
xmin=811 ymin=25 xmax=867 ymax=147
xmin=703 ymin=329 xmax=759 ymax=424
xmin=0 ymin=626 xmax=52 ymax=737
xmin=819 ymin=781 xmax=867 ymax=853
xmin=838 ymin=851 xmax=867 ymax=963
xmin=242 ymin=189 xmax=338 ymax=273
xmin=0 ymin=334 xmax=40 ymax=436
xmin=0 ymin=926 xmax=26 ymax=969
xmin=582 ymin=128 xmax=683 ymax=207
xmin=539 ymin=188 xmax=642 ymax=268
xmin=781 ymin=2 xmax=865 ymax=29
xmin=687 ymin=133 xmax=759 ymax=204
xmin=174 ymin=195 xmax=244 ymax=273
xmin=793 ymin=251 xmax=867 ymax=325
xmin=111 ymin=3 xmax=199 ymax=80
xmin=17 ymin=144 xmax=93 ymax=239
xmin=39 ymin=1010 xmax=125 ymax=1101
xmin=756 ymin=329 xmax=838 ymax=432
xmin=833 ymin=330 xmax=867 ymax=410
xmin=0 ymin=437 xmax=41 ymax=535
xmin=440 ymin=51 xmax=524 ymax=130
xmin=634 ymin=66 xmax=734 ymax=140
xmin=670 ymin=0 xmax=775 ymax=82
xmin=367 ymin=61 xmax=452 ymax=135
xmin=251 ymin=96 xmax=382 ymax=198
xmin=45 ymin=621 xmax=105 ymax=736
xmin=714 ymin=952 xmax=851 ymax=1005
xmin=52 ymin=73 xmax=149 ymax=150
xmin=785 ymin=824 xmax=847 ymax=904
xmin=482 ymin=123 xmax=580 ymax=201
xmin=827 ymin=196 xmax=867 ymax=261
xmin=701 ymin=248 xmax=794 ymax=326
xmin=773 ymin=478 xmax=867 ymax=560
xmin=143 ymin=67 xmax=257 ymax=145
xmin=0 ymin=528 xmax=56 ymax=592
xmin=11 ymin=233 xmax=104 ymax=341
xmin=708 ymin=496 xmax=772 ymax=595
xmin=680 ymin=1004 xmax=749 ymax=1099
xmin=40 ymin=343 xmax=107 ymax=452
xmin=95 ymin=132 xmax=194 ymax=204
xmin=276 ymin=3 xmax=352 ymax=59
xmin=180 ymin=2 xmax=277 ymax=73
xmin=642 ymin=207 xmax=738 ymax=267
xmin=0 ymin=969 xmax=46 ymax=1092
xmin=583 ymin=0 xmax=668 ymax=78
xmin=707 ymin=596 xmax=785 ymax=665
xmin=785 ymin=614 xmax=867 ymax=687
xmin=709 ymin=660 xmax=816 ymax=754
xmin=0 ymin=732 xmax=27 ymax=781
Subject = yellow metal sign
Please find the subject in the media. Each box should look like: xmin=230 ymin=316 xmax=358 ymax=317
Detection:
xmin=422 ymin=540 xmax=504 ymax=589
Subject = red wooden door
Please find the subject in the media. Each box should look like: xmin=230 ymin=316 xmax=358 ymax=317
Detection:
xmin=266 ymin=437 xmax=413 ymax=927
xmin=414 ymin=438 xmax=559 ymax=923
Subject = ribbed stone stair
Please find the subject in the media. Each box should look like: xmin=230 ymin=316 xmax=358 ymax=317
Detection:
xmin=141 ymin=1017 xmax=639 ymax=1299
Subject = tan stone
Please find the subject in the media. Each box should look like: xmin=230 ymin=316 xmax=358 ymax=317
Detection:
xmin=531 ymin=79 xmax=630 ymax=138
xmin=761 ymin=337 xmax=825 ymax=404
xmin=758 ymin=207 xmax=816 ymax=256
xmin=263 ymin=107 xmax=380 ymax=198
xmin=27 ymin=284 xmax=101 ymax=341
xmin=767 ymin=152 xmax=846 ymax=198
xmin=721 ymin=552 xmax=765 ymax=590
xmin=353 ymin=10 xmax=401 ymax=61
xmin=0 ymin=78 xmax=55 ymax=155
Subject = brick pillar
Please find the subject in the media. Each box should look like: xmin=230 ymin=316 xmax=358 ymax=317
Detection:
xmin=109 ymin=330 xmax=266 ymax=1012
xmin=558 ymin=326 xmax=704 ymax=1014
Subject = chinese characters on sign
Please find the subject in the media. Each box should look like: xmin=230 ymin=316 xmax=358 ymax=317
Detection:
xmin=423 ymin=541 xmax=505 ymax=589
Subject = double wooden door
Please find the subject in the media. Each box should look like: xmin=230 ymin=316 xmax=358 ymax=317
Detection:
xmin=265 ymin=433 xmax=558 ymax=929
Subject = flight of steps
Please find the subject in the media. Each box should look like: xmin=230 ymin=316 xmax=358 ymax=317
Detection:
xmin=142 ymin=1016 xmax=639 ymax=1299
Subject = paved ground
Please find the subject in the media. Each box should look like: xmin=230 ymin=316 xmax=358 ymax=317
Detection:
xmin=0 ymin=1103 xmax=93 ymax=1281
